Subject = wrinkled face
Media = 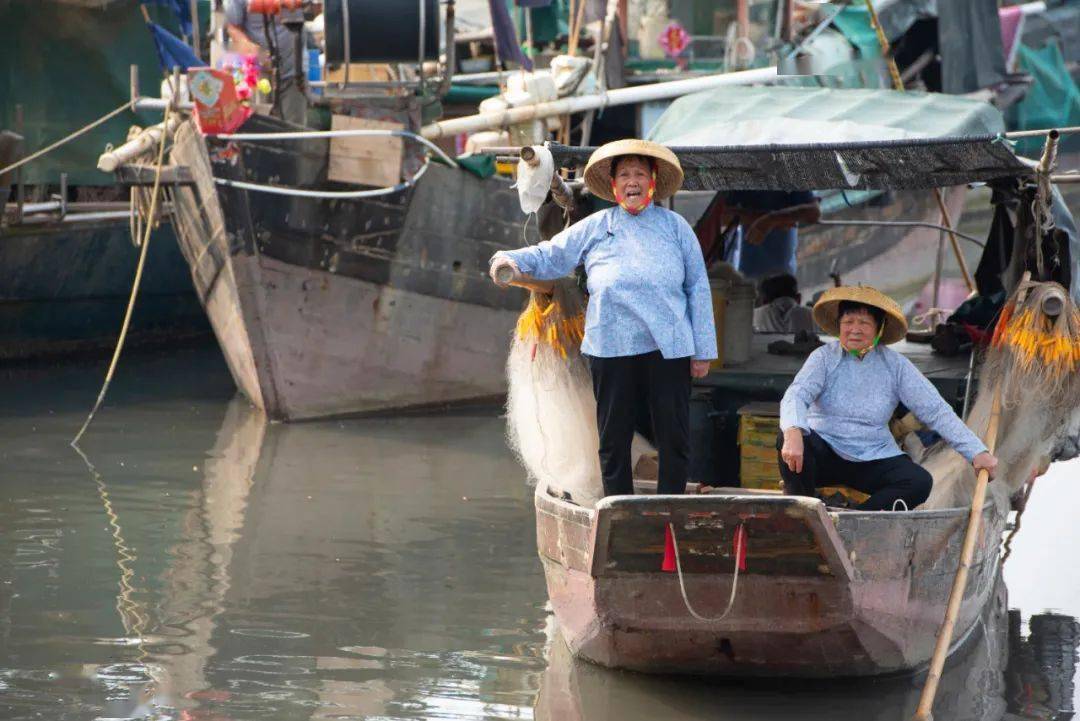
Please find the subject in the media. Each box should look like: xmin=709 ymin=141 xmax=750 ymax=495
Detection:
xmin=839 ymin=308 xmax=879 ymax=351
xmin=613 ymin=156 xmax=652 ymax=207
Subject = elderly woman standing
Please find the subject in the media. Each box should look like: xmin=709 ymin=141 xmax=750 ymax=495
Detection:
xmin=490 ymin=140 xmax=717 ymax=497
xmin=778 ymin=286 xmax=998 ymax=510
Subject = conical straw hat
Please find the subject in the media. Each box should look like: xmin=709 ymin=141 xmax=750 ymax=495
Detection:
xmin=812 ymin=286 xmax=908 ymax=345
xmin=583 ymin=139 xmax=684 ymax=203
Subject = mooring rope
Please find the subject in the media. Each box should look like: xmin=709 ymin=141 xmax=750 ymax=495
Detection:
xmin=213 ymin=157 xmax=433 ymax=198
xmin=208 ymin=127 xmax=460 ymax=168
xmin=71 ymin=104 xmax=173 ymax=446
xmin=0 ymin=101 xmax=134 ymax=177
xmin=669 ymin=522 xmax=744 ymax=623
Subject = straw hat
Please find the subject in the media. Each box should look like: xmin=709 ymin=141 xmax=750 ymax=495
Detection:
xmin=583 ymin=139 xmax=684 ymax=203
xmin=812 ymin=286 xmax=908 ymax=345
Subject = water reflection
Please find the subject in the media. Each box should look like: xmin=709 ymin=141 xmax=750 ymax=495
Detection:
xmin=536 ymin=578 xmax=1077 ymax=721
xmin=0 ymin=349 xmax=1078 ymax=720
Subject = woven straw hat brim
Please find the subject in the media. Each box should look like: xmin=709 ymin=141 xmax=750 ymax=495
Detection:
xmin=812 ymin=286 xmax=908 ymax=345
xmin=583 ymin=139 xmax=684 ymax=203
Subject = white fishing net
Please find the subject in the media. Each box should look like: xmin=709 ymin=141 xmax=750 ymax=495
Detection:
xmin=505 ymin=280 xmax=653 ymax=507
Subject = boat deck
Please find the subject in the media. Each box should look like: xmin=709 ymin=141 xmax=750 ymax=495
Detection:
xmin=699 ymin=335 xmax=973 ymax=388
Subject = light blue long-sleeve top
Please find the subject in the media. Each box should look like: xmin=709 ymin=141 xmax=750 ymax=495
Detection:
xmin=780 ymin=340 xmax=988 ymax=462
xmin=494 ymin=204 xmax=718 ymax=360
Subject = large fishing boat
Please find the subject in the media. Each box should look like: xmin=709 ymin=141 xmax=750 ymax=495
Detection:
xmin=97 ymin=0 xmax=1052 ymax=419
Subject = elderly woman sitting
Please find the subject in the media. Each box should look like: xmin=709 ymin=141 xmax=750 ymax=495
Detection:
xmin=778 ymin=287 xmax=998 ymax=510
xmin=489 ymin=140 xmax=717 ymax=498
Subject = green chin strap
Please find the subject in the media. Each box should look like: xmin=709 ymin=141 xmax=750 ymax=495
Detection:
xmin=844 ymin=322 xmax=885 ymax=359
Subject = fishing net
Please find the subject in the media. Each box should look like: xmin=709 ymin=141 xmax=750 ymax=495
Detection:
xmin=505 ymin=281 xmax=604 ymax=507
xmin=923 ymin=282 xmax=1080 ymax=511
xmin=505 ymin=281 xmax=657 ymax=507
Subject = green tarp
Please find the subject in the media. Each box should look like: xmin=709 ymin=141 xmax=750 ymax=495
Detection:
xmin=1007 ymin=42 xmax=1080 ymax=158
xmin=0 ymin=0 xmax=184 ymax=185
xmin=647 ymin=86 xmax=1005 ymax=148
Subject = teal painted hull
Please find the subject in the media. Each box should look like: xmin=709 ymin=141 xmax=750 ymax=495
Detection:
xmin=0 ymin=218 xmax=210 ymax=360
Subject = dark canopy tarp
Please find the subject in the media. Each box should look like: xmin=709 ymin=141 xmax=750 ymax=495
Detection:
xmin=546 ymin=136 xmax=1033 ymax=192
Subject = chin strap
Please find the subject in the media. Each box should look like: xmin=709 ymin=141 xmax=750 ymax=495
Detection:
xmin=612 ymin=170 xmax=657 ymax=215
xmin=844 ymin=322 xmax=885 ymax=359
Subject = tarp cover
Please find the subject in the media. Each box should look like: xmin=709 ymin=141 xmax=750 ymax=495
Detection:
xmin=648 ymin=86 xmax=1006 ymax=147
xmin=547 ymin=136 xmax=1031 ymax=192
xmin=546 ymin=85 xmax=1027 ymax=192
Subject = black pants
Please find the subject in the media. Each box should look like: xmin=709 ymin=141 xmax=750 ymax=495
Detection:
xmin=589 ymin=351 xmax=691 ymax=497
xmin=776 ymin=430 xmax=932 ymax=511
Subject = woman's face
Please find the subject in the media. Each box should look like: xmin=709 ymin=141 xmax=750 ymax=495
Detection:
xmin=839 ymin=308 xmax=879 ymax=351
xmin=613 ymin=157 xmax=652 ymax=207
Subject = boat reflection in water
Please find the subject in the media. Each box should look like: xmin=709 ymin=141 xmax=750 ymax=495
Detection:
xmin=536 ymin=575 xmax=1078 ymax=721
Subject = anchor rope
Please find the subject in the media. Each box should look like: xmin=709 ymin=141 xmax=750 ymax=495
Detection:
xmin=71 ymin=103 xmax=173 ymax=446
xmin=0 ymin=101 xmax=133 ymax=177
xmin=668 ymin=522 xmax=744 ymax=623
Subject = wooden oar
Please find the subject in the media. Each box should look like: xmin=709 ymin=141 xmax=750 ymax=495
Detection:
xmin=912 ymin=272 xmax=1033 ymax=721
xmin=911 ymin=387 xmax=1001 ymax=721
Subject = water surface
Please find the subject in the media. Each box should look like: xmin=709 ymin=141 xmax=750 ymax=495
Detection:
xmin=0 ymin=348 xmax=1076 ymax=720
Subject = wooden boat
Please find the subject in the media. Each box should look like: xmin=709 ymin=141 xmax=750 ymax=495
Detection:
xmin=535 ymin=482 xmax=1006 ymax=677
xmin=535 ymin=572 xmax=1013 ymax=720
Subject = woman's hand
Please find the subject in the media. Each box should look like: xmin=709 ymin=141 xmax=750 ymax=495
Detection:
xmin=972 ymin=451 xmax=998 ymax=480
xmin=781 ymin=428 xmax=804 ymax=473
xmin=690 ymin=360 xmax=711 ymax=378
xmin=489 ymin=256 xmax=519 ymax=287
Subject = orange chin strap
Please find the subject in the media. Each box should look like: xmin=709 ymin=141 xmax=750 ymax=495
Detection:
xmin=612 ymin=170 xmax=657 ymax=215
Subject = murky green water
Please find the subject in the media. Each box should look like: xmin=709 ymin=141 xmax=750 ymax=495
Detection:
xmin=1 ymin=348 xmax=1077 ymax=720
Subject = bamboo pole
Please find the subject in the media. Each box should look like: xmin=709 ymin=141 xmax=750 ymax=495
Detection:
xmin=934 ymin=189 xmax=975 ymax=293
xmin=863 ymin=1 xmax=975 ymax=294
xmin=494 ymin=263 xmax=555 ymax=294
xmin=912 ymin=272 xmax=1032 ymax=721
xmin=911 ymin=387 xmax=1002 ymax=721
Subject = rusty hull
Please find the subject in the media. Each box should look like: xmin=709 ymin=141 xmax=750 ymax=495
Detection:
xmin=535 ymin=489 xmax=1005 ymax=677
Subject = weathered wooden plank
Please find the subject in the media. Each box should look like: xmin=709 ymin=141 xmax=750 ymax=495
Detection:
xmin=328 ymin=115 xmax=403 ymax=188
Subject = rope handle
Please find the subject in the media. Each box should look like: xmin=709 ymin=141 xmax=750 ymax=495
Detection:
xmin=668 ymin=522 xmax=746 ymax=623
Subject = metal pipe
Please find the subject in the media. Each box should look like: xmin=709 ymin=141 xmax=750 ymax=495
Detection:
xmin=417 ymin=0 xmax=426 ymax=95
xmin=16 ymin=210 xmax=136 ymax=225
xmin=190 ymin=0 xmax=201 ymax=57
xmin=98 ymin=113 xmax=184 ymax=173
xmin=341 ymin=0 xmax=351 ymax=89
xmin=135 ymin=98 xmax=194 ymax=111
xmin=421 ymin=66 xmax=778 ymax=139
xmin=435 ymin=0 xmax=456 ymax=98
xmin=1005 ymin=125 xmax=1079 ymax=140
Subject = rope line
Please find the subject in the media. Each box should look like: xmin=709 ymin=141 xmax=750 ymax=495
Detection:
xmin=208 ymin=127 xmax=460 ymax=168
xmin=0 ymin=102 xmax=133 ymax=177
xmin=213 ymin=158 xmax=432 ymax=198
xmin=72 ymin=104 xmax=173 ymax=446
xmin=669 ymin=522 xmax=744 ymax=623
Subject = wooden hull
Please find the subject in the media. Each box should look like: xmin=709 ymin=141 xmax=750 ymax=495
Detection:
xmin=536 ymin=490 xmax=1005 ymax=677
xmin=168 ymin=115 xmax=529 ymax=420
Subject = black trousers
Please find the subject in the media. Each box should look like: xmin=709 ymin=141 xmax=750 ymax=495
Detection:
xmin=589 ymin=351 xmax=691 ymax=497
xmin=775 ymin=430 xmax=933 ymax=511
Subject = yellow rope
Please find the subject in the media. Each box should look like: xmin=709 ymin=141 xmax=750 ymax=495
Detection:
xmin=0 ymin=101 xmax=133 ymax=177
xmin=72 ymin=105 xmax=173 ymax=446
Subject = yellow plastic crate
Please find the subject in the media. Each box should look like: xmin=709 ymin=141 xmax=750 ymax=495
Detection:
xmin=737 ymin=403 xmax=782 ymax=490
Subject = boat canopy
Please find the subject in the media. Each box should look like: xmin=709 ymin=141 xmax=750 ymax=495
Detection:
xmin=546 ymin=87 xmax=1032 ymax=192
xmin=547 ymin=135 xmax=1032 ymax=193
xmin=647 ymin=87 xmax=1006 ymax=148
